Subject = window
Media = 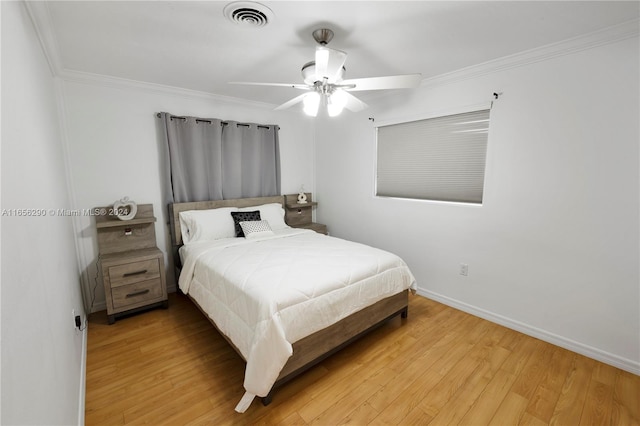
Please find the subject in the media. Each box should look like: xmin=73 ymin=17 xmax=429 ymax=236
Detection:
xmin=376 ymin=109 xmax=490 ymax=204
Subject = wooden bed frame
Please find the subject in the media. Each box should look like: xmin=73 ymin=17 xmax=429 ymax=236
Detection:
xmin=168 ymin=196 xmax=409 ymax=405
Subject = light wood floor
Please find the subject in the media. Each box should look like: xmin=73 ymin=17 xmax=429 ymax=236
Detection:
xmin=85 ymin=293 xmax=639 ymax=425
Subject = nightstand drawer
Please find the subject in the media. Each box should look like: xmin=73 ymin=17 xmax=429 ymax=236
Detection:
xmin=286 ymin=207 xmax=312 ymax=226
xmin=111 ymin=278 xmax=164 ymax=309
xmin=109 ymin=258 xmax=160 ymax=288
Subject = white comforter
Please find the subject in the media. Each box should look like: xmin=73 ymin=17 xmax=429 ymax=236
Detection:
xmin=178 ymin=228 xmax=416 ymax=412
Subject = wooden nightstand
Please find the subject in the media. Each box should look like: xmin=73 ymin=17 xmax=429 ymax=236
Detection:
xmin=96 ymin=204 xmax=168 ymax=324
xmin=284 ymin=193 xmax=328 ymax=235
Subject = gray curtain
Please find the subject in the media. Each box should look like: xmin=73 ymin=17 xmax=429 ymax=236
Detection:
xmin=159 ymin=112 xmax=280 ymax=203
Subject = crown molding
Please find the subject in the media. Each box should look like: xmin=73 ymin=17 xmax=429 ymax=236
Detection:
xmin=58 ymin=68 xmax=277 ymax=109
xmin=420 ymin=18 xmax=639 ymax=88
xmin=23 ymin=0 xmax=63 ymax=76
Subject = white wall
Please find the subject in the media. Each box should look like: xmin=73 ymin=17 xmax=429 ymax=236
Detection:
xmin=1 ymin=2 xmax=86 ymax=424
xmin=60 ymin=79 xmax=315 ymax=312
xmin=315 ymin=35 xmax=640 ymax=373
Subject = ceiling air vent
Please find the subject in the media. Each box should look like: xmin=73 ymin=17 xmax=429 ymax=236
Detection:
xmin=224 ymin=2 xmax=274 ymax=27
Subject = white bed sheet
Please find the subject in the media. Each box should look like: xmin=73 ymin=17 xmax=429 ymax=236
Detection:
xmin=178 ymin=228 xmax=417 ymax=412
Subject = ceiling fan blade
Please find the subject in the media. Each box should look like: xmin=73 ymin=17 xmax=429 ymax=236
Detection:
xmin=229 ymin=82 xmax=310 ymax=90
xmin=315 ymin=46 xmax=347 ymax=83
xmin=343 ymin=92 xmax=369 ymax=112
xmin=341 ymin=74 xmax=422 ymax=91
xmin=274 ymin=93 xmax=309 ymax=110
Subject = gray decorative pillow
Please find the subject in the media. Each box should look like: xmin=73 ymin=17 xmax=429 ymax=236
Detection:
xmin=230 ymin=210 xmax=261 ymax=237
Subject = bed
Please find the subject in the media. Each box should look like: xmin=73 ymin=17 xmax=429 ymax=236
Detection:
xmin=169 ymin=195 xmax=417 ymax=412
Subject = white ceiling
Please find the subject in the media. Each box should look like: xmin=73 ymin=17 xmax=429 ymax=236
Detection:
xmin=41 ymin=1 xmax=639 ymax=107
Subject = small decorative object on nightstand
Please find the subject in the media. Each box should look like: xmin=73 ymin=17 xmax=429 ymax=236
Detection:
xmin=297 ymin=185 xmax=308 ymax=204
xmin=113 ymin=196 xmax=137 ymax=221
xmin=95 ymin=203 xmax=168 ymax=324
xmin=284 ymin=192 xmax=328 ymax=235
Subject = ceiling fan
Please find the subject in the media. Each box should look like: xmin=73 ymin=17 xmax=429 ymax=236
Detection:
xmin=230 ymin=28 xmax=422 ymax=117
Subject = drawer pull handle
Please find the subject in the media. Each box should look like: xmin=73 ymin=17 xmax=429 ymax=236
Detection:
xmin=123 ymin=269 xmax=148 ymax=277
xmin=126 ymin=289 xmax=150 ymax=298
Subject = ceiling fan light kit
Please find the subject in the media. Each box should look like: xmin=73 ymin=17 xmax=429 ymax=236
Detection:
xmin=230 ymin=28 xmax=421 ymax=117
xmin=327 ymin=89 xmax=348 ymax=117
xmin=302 ymin=62 xmax=346 ymax=86
xmin=303 ymin=91 xmax=321 ymax=116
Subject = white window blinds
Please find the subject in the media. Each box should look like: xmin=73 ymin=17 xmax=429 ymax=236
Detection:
xmin=376 ymin=109 xmax=490 ymax=204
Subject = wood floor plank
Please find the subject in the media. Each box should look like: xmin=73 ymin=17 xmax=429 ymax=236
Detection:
xmin=309 ymin=379 xmax=381 ymax=425
xmin=417 ymin=339 xmax=488 ymax=418
xmin=393 ymin=405 xmax=433 ymax=425
xmin=425 ymin=338 xmax=512 ymax=425
xmin=458 ymin=367 xmax=519 ymax=425
xmin=374 ymin=315 xmax=490 ymax=424
xmin=520 ymin=412 xmax=550 ymax=426
xmin=579 ymin=375 xmax=613 ymax=426
xmin=489 ymin=391 xmax=530 ymax=425
xmin=84 ymin=292 xmax=640 ymax=426
xmin=510 ymin=339 xmax=557 ymax=400
xmin=365 ymin=310 xmax=473 ymax=414
xmin=339 ymin=401 xmax=380 ymax=425
xmin=611 ymin=370 xmax=640 ymax=425
xmin=525 ymin=345 xmax=574 ymax=423
xmin=549 ymin=355 xmax=595 ymax=425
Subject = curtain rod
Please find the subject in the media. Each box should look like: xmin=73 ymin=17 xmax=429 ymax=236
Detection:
xmin=156 ymin=113 xmax=277 ymax=130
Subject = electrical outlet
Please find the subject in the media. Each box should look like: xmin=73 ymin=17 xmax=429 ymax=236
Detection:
xmin=460 ymin=263 xmax=468 ymax=276
xmin=72 ymin=309 xmax=82 ymax=330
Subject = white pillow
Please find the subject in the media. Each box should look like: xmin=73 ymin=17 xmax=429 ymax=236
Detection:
xmin=239 ymin=203 xmax=289 ymax=230
xmin=240 ymin=220 xmax=274 ymax=239
xmin=179 ymin=207 xmax=238 ymax=244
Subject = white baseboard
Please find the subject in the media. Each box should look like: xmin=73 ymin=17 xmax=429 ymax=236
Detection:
xmin=77 ymin=315 xmax=88 ymax=425
xmin=417 ymin=287 xmax=640 ymax=376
